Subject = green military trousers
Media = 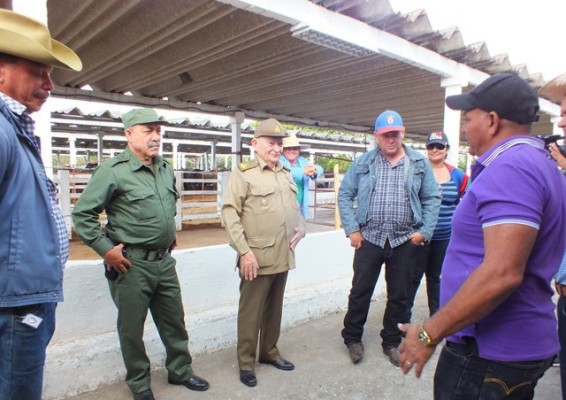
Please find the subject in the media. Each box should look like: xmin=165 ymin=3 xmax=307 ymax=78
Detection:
xmin=237 ymin=271 xmax=288 ymax=370
xmin=108 ymin=253 xmax=193 ymax=393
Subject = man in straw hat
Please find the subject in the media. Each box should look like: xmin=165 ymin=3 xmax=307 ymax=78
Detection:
xmin=280 ymin=133 xmax=323 ymax=218
xmin=399 ymin=73 xmax=566 ymax=400
xmin=222 ymin=118 xmax=306 ymax=387
xmin=0 ymin=8 xmax=82 ymax=400
xmin=73 ymin=109 xmax=210 ymax=400
xmin=540 ymin=73 xmax=566 ymax=400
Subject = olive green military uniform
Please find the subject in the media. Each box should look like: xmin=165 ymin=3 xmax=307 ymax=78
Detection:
xmin=222 ymin=156 xmax=306 ymax=371
xmin=72 ymin=147 xmax=194 ymax=393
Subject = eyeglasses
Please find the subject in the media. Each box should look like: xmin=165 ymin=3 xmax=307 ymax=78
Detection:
xmin=284 ymin=147 xmax=300 ymax=151
xmin=426 ymin=143 xmax=446 ymax=151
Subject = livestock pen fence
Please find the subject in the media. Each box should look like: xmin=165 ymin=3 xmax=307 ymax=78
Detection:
xmin=54 ymin=167 xmax=342 ymax=236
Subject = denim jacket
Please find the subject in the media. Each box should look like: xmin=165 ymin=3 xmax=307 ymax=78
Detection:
xmin=338 ymin=145 xmax=440 ymax=240
xmin=0 ymin=100 xmax=64 ymax=307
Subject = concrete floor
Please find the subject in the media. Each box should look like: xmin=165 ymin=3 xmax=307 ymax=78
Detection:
xmin=62 ymin=291 xmax=562 ymax=400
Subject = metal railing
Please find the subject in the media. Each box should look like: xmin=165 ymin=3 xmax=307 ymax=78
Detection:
xmin=55 ymin=169 xmax=341 ymax=236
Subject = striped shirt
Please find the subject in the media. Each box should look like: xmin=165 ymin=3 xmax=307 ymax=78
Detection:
xmin=361 ymin=154 xmax=413 ymax=248
xmin=432 ymin=180 xmax=459 ymax=241
xmin=0 ymin=92 xmax=69 ymax=266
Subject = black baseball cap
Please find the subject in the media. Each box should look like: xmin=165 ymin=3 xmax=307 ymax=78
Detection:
xmin=426 ymin=131 xmax=449 ymax=146
xmin=446 ymin=73 xmax=539 ymax=124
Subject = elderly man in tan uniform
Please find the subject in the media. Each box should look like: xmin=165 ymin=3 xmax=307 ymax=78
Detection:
xmin=222 ymin=118 xmax=306 ymax=388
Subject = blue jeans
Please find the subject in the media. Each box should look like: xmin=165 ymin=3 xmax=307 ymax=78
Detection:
xmin=342 ymin=239 xmax=425 ymax=349
xmin=0 ymin=302 xmax=57 ymax=400
xmin=558 ymin=295 xmax=566 ymax=400
xmin=434 ymin=339 xmax=553 ymax=400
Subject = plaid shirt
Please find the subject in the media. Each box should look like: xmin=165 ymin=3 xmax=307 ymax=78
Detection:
xmin=0 ymin=92 xmax=69 ymax=265
xmin=361 ymin=154 xmax=413 ymax=248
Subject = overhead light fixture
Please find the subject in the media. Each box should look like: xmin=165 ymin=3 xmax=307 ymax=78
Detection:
xmin=291 ymin=23 xmax=374 ymax=57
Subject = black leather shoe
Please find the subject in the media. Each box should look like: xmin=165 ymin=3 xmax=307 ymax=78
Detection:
xmin=133 ymin=389 xmax=155 ymax=400
xmin=239 ymin=370 xmax=257 ymax=387
xmin=258 ymin=356 xmax=295 ymax=371
xmin=168 ymin=375 xmax=209 ymax=391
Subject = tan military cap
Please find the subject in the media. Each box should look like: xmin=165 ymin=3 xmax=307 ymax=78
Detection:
xmin=254 ymin=118 xmax=288 ymax=138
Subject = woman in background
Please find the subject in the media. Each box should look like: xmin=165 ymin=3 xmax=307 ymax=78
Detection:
xmin=408 ymin=131 xmax=469 ymax=316
xmin=280 ymin=134 xmax=323 ymax=218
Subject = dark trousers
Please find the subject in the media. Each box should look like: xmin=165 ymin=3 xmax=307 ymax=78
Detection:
xmin=558 ymin=295 xmax=566 ymax=400
xmin=341 ymin=239 xmax=425 ymax=349
xmin=434 ymin=340 xmax=553 ymax=400
xmin=237 ymin=272 xmax=288 ymax=371
xmin=408 ymin=239 xmax=449 ymax=317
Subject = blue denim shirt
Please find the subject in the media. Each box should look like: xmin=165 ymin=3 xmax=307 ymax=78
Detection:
xmin=338 ymin=145 xmax=440 ymax=240
xmin=0 ymin=100 xmax=64 ymax=307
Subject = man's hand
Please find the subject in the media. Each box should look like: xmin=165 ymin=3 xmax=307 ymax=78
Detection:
xmin=409 ymin=231 xmax=426 ymax=246
xmin=290 ymin=227 xmax=305 ymax=251
xmin=103 ymin=244 xmax=132 ymax=274
xmin=348 ymin=231 xmax=364 ymax=250
xmin=240 ymin=251 xmax=259 ymax=281
xmin=398 ymin=322 xmax=437 ymax=378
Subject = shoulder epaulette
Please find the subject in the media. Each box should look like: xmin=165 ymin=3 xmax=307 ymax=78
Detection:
xmin=238 ymin=159 xmax=259 ymax=171
xmin=282 ymin=165 xmax=290 ymax=172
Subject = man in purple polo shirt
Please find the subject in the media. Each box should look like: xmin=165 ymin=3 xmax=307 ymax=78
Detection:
xmin=398 ymin=73 xmax=566 ymax=400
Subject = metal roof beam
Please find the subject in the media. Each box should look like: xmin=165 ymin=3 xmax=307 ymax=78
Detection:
xmin=52 ymin=86 xmax=371 ymax=132
xmin=219 ymin=0 xmax=488 ymax=83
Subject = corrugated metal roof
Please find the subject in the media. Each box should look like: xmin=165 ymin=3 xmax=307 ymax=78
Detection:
xmin=45 ymin=0 xmax=556 ymax=143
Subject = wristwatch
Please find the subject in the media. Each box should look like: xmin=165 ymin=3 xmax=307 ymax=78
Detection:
xmin=418 ymin=324 xmax=436 ymax=346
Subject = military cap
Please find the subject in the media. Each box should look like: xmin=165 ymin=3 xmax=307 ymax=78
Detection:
xmin=122 ymin=108 xmax=164 ymax=129
xmin=254 ymin=118 xmax=288 ymax=138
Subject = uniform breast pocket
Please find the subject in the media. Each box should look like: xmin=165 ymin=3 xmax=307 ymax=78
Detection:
xmin=250 ymin=186 xmax=277 ymax=214
xmin=126 ymin=190 xmax=156 ymax=220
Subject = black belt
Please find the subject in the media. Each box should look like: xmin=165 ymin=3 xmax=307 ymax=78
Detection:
xmin=124 ymin=246 xmax=170 ymax=261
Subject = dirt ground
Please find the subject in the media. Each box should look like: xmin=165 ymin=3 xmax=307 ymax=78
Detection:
xmin=69 ymin=223 xmax=335 ymax=260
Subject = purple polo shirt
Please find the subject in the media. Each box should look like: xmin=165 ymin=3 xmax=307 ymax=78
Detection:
xmin=440 ymin=135 xmax=566 ymax=361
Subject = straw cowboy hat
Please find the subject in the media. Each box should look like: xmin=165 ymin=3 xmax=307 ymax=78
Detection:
xmin=539 ymin=73 xmax=566 ymax=103
xmin=283 ymin=133 xmax=310 ymax=150
xmin=0 ymin=9 xmax=82 ymax=71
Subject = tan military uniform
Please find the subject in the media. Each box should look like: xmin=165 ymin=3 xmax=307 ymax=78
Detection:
xmin=222 ymin=156 xmax=305 ymax=370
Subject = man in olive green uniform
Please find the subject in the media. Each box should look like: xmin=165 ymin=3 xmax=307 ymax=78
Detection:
xmin=72 ymin=109 xmax=209 ymax=400
xmin=222 ymin=118 xmax=306 ymax=387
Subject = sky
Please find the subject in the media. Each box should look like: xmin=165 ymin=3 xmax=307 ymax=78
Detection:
xmin=388 ymin=0 xmax=564 ymax=81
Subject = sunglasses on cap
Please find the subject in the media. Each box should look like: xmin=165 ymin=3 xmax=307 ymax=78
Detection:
xmin=426 ymin=143 xmax=446 ymax=151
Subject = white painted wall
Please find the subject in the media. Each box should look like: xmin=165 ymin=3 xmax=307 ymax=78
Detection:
xmin=43 ymin=230 xmax=386 ymax=399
